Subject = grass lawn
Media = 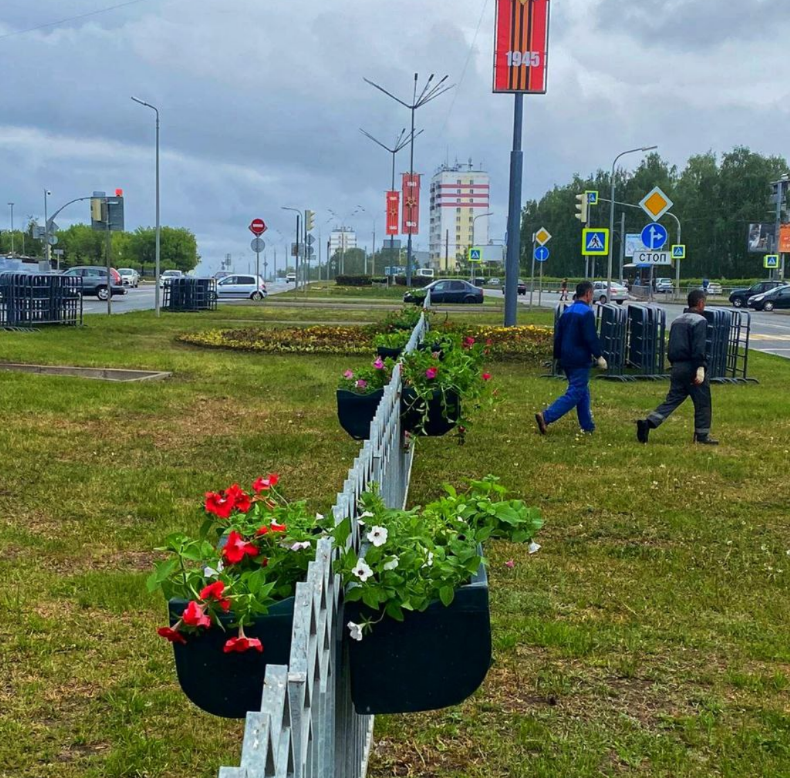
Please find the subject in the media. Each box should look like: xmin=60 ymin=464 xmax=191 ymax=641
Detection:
xmin=1 ymin=307 xmax=789 ymax=777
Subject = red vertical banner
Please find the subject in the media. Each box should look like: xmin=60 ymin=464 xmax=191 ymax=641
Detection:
xmin=493 ymin=0 xmax=550 ymax=94
xmin=386 ymin=191 xmax=400 ymax=236
xmin=402 ymin=174 xmax=421 ymax=235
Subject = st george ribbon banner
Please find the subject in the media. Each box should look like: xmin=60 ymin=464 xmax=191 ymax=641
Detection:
xmin=386 ymin=190 xmax=400 ymax=236
xmin=402 ymin=174 xmax=421 ymax=235
xmin=493 ymin=0 xmax=550 ymax=94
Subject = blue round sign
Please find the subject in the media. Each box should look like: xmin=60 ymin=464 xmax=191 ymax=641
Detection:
xmin=640 ymin=223 xmax=668 ymax=250
xmin=534 ymin=246 xmax=550 ymax=262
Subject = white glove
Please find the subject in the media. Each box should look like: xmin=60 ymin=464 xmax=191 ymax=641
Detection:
xmin=597 ymin=357 xmax=608 ymax=370
xmin=695 ymin=367 xmax=705 ymax=385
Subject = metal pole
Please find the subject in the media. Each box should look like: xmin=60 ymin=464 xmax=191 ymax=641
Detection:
xmin=667 ymin=212 xmax=682 ymax=302
xmin=539 ymin=257 xmax=544 ymax=307
xmin=775 ymin=178 xmax=785 ymax=282
xmin=406 ymin=77 xmax=417 ymax=289
xmin=105 ymin=197 xmax=113 ymax=316
xmin=529 ymin=235 xmax=536 ymax=311
xmin=296 ymin=214 xmax=301 ymax=289
xmin=8 ymin=203 xmax=14 ymax=254
xmin=154 ymin=108 xmax=161 ymax=316
xmin=44 ymin=190 xmax=50 ymax=266
xmin=504 ymin=94 xmax=524 ymax=327
xmin=619 ymin=211 xmax=626 ymax=283
xmin=256 ymin=248 xmax=260 ymax=286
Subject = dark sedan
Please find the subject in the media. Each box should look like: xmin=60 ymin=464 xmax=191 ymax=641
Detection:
xmin=503 ymin=279 xmax=528 ymax=296
xmin=729 ymin=280 xmax=783 ymax=308
xmin=747 ymin=284 xmax=790 ymax=312
xmin=403 ymin=279 xmax=484 ymax=305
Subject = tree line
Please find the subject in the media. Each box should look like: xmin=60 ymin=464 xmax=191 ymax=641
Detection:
xmin=0 ymin=223 xmax=199 ymax=273
xmin=519 ymin=146 xmax=788 ymax=280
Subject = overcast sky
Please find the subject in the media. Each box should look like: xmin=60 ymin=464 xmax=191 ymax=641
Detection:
xmin=1 ymin=0 xmax=787 ymax=273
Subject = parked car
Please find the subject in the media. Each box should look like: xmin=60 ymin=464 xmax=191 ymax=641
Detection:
xmin=592 ymin=281 xmax=629 ymax=304
xmin=729 ymin=280 xmax=783 ymax=308
xmin=60 ymin=266 xmax=126 ymax=300
xmin=655 ymin=278 xmax=674 ymax=294
xmin=403 ymin=279 xmax=483 ymax=305
xmin=487 ymin=277 xmax=502 ymax=286
xmin=417 ymin=268 xmax=435 ymax=279
xmin=698 ymin=282 xmax=723 ymax=295
xmin=211 ymin=274 xmax=268 ymax=301
xmin=747 ymin=284 xmax=790 ymax=312
xmin=286 ymin=273 xmax=296 ymax=283
xmin=213 ymin=271 xmax=232 ymax=281
xmin=503 ymin=279 xmax=528 ymax=296
xmin=159 ymin=269 xmax=185 ymax=288
xmin=118 ymin=268 xmax=140 ymax=287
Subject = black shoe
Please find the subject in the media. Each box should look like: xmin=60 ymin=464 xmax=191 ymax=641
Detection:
xmin=535 ymin=412 xmax=547 ymax=436
xmin=636 ymin=419 xmax=650 ymax=444
xmin=693 ymin=433 xmax=719 ymax=446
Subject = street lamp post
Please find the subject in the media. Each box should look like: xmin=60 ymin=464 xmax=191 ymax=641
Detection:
xmin=131 ymin=97 xmax=161 ymax=316
xmin=607 ymin=145 xmax=657 ymax=300
xmin=43 ymin=190 xmax=51 ymax=266
xmin=7 ymin=203 xmax=14 ymax=254
xmin=356 ymin=206 xmax=377 ymax=276
xmin=364 ymin=74 xmax=454 ymax=287
xmin=282 ymin=207 xmax=302 ymax=288
xmin=470 ymin=211 xmax=493 ymax=284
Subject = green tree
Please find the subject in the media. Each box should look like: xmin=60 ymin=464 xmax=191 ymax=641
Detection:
xmin=128 ymin=227 xmax=199 ymax=272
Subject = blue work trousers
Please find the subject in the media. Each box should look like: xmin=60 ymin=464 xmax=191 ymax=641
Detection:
xmin=543 ymin=368 xmax=594 ymax=432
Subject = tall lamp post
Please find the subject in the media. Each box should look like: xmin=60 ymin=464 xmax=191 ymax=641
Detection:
xmin=43 ymin=190 xmax=51 ymax=266
xmin=131 ymin=96 xmax=161 ymax=316
xmin=470 ymin=211 xmax=493 ymax=284
xmin=364 ymin=73 xmax=453 ymax=287
xmin=606 ymin=146 xmax=657 ymax=299
xmin=7 ymin=203 xmax=14 ymax=255
xmin=281 ymin=207 xmax=302 ymax=288
xmin=356 ymin=206 xmax=377 ymax=276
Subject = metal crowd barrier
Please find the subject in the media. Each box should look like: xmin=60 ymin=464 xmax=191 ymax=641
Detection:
xmin=0 ymin=273 xmax=83 ymax=328
xmin=626 ymin=305 xmax=668 ymax=380
xmin=704 ymin=308 xmax=757 ymax=384
xmin=596 ymin=304 xmax=630 ymax=381
xmin=163 ymin=277 xmax=217 ymax=312
xmin=541 ymin=302 xmax=567 ymax=378
xmin=218 ymin=306 xmax=430 ymax=778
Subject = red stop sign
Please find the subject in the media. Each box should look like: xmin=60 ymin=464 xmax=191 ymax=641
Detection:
xmin=249 ymin=218 xmax=267 ymax=236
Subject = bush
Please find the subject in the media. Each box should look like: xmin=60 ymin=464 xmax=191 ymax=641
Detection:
xmin=335 ymin=275 xmax=373 ymax=287
xmin=394 ymin=275 xmax=433 ymax=288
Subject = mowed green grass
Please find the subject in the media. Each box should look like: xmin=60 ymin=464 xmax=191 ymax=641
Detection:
xmin=1 ymin=307 xmax=789 ymax=777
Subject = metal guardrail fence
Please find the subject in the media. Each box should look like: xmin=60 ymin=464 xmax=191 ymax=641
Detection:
xmin=0 ymin=273 xmax=83 ymax=328
xmin=163 ymin=278 xmax=217 ymax=312
xmin=597 ymin=304 xmax=629 ymax=381
xmin=704 ymin=308 xmax=757 ymax=384
xmin=626 ymin=305 xmax=668 ymax=380
xmin=218 ymin=301 xmax=430 ymax=778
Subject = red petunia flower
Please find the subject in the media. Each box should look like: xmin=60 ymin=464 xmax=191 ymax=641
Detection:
xmin=222 ymin=531 xmax=260 ymax=564
xmin=425 ymin=367 xmax=438 ymax=380
xmin=157 ymin=626 xmax=187 ymax=644
xmin=255 ymin=525 xmax=269 ymax=536
xmin=199 ymin=581 xmax=231 ymax=611
xmin=482 ymin=372 xmax=492 ymax=381
xmin=205 ymin=490 xmax=234 ymax=519
xmin=270 ymin=522 xmax=286 ymax=533
xmin=463 ymin=337 xmax=476 ymax=349
xmin=253 ymin=474 xmax=280 ymax=493
xmin=182 ymin=600 xmax=212 ymax=629
xmin=226 ymin=484 xmax=252 ymax=513
xmin=224 ymin=635 xmax=264 ymax=653
xmin=486 ymin=339 xmax=493 ymax=347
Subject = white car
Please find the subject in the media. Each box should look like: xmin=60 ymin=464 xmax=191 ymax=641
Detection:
xmin=285 ymin=273 xmax=296 ymax=283
xmin=655 ymin=278 xmax=674 ymax=294
xmin=212 ymin=274 xmax=267 ymax=301
xmin=159 ymin=270 xmax=184 ymax=288
xmin=118 ymin=268 xmax=140 ymax=288
xmin=593 ymin=281 xmax=629 ymax=304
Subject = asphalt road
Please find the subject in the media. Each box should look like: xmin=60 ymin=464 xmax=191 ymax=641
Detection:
xmin=484 ymin=289 xmax=790 ymax=360
xmin=82 ymin=281 xmax=293 ymax=315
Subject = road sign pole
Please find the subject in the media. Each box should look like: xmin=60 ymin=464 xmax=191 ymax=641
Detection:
xmin=539 ymin=259 xmax=544 ymax=307
xmin=619 ymin=211 xmax=626 ymax=283
xmin=256 ymin=248 xmax=260 ymax=286
xmin=529 ymin=236 xmax=536 ymax=311
xmin=504 ymin=94 xmax=524 ymax=327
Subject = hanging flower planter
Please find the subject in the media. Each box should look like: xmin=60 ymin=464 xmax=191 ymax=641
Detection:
xmin=345 ymin=562 xmax=491 ymax=715
xmin=336 ymin=388 xmax=385 ymax=440
xmin=400 ymin=387 xmax=461 ymax=436
xmin=168 ymin=597 xmax=295 ymax=719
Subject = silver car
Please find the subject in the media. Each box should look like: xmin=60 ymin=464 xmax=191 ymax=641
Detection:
xmin=118 ymin=268 xmax=140 ymax=287
xmin=593 ymin=281 xmax=629 ymax=304
xmin=212 ymin=274 xmax=267 ymax=301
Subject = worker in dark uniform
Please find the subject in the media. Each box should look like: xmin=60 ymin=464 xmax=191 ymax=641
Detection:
xmin=536 ymin=281 xmax=606 ymax=435
xmin=636 ymin=289 xmax=718 ymax=445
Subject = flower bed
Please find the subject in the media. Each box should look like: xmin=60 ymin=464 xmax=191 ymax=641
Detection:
xmin=180 ymin=323 xmax=552 ymax=362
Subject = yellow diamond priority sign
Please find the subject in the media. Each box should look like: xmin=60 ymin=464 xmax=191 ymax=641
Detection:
xmin=639 ymin=187 xmax=674 ymax=222
xmin=535 ymin=227 xmax=552 ymax=246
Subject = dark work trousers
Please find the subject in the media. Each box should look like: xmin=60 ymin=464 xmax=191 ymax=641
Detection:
xmin=647 ymin=361 xmax=712 ymax=436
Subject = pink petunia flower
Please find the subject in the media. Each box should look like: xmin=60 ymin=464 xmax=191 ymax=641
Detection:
xmin=373 ymin=358 xmax=385 ymax=370
xmin=344 ymin=370 xmax=354 ymax=380
xmin=425 ymin=367 xmax=438 ymax=380
xmin=356 ymin=379 xmax=368 ymax=389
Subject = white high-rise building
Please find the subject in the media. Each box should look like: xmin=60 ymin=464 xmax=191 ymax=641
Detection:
xmin=329 ymin=227 xmax=357 ymax=255
xmin=429 ymin=161 xmax=490 ymax=271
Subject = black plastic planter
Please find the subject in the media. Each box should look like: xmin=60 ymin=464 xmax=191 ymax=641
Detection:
xmin=168 ymin=597 xmax=294 ymax=719
xmin=337 ymin=389 xmax=385 ymax=440
xmin=345 ymin=563 xmax=491 ymax=715
xmin=376 ymin=346 xmax=403 ymax=360
xmin=401 ymin=387 xmax=460 ymax=436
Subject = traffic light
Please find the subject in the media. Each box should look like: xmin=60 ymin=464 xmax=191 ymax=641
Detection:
xmin=91 ymin=197 xmax=104 ymax=223
xmin=575 ymin=194 xmax=588 ymax=224
xmin=305 ymin=210 xmax=315 ymax=232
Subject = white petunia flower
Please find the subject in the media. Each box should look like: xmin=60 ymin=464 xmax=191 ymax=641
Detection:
xmin=315 ymin=513 xmax=325 ymax=521
xmin=203 ymin=561 xmax=224 ymax=578
xmin=352 ymin=560 xmax=374 ymax=582
xmin=367 ymin=526 xmax=388 ymax=547
xmin=528 ymin=542 xmax=541 ymax=555
xmin=290 ymin=541 xmax=312 ymax=552
xmin=383 ymin=556 xmax=399 ymax=571
xmin=347 ymin=621 xmax=363 ymax=642
xmin=422 ymin=551 xmax=434 ymax=568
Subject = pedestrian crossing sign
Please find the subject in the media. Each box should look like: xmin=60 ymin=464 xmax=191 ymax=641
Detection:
xmin=765 ymin=254 xmax=780 ymax=269
xmin=672 ymin=244 xmax=686 ymax=260
xmin=585 ymin=190 xmax=599 ymax=206
xmin=582 ymin=228 xmax=609 ymax=256
xmin=468 ymin=247 xmax=482 ymax=262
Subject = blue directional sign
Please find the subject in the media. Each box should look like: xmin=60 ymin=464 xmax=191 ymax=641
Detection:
xmin=534 ymin=246 xmax=550 ymax=262
xmin=641 ymin=223 xmax=668 ymax=250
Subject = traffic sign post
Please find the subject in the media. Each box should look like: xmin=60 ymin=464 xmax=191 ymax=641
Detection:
xmin=639 ymin=187 xmax=674 ymax=222
xmin=250 ymin=237 xmax=266 ymax=286
xmin=468 ymin=247 xmax=483 ymax=284
xmin=640 ymin=223 xmax=668 ymax=250
xmin=249 ymin=218 xmax=267 ymax=236
xmin=534 ymin=246 xmax=549 ymax=262
xmin=582 ymin=228 xmax=609 ymax=256
xmin=535 ymin=227 xmax=552 ymax=246
xmin=765 ymin=254 xmax=780 ymax=270
xmin=633 ymin=250 xmax=673 ymax=266
xmin=671 ymin=244 xmax=686 ymax=260
xmin=585 ymin=191 xmax=599 ymax=207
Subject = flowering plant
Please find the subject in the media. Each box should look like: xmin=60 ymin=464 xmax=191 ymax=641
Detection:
xmin=373 ymin=330 xmax=412 ymax=350
xmin=333 ymin=476 xmax=542 ymax=640
xmin=381 ymin=306 xmax=425 ymax=331
xmin=337 ymin=356 xmax=394 ymax=395
xmin=148 ymin=475 xmax=321 ymax=653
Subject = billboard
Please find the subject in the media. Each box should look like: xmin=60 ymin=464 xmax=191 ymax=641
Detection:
xmin=747 ymin=222 xmax=776 ymax=253
xmin=780 ymin=224 xmax=790 ymax=253
xmin=401 ymin=174 xmax=421 ymax=235
xmin=625 ymin=233 xmax=647 ymax=257
xmin=386 ymin=191 xmax=400 ymax=236
xmin=493 ymin=0 xmax=550 ymax=94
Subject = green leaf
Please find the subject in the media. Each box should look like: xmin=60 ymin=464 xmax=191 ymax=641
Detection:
xmin=439 ymin=586 xmax=455 ymax=607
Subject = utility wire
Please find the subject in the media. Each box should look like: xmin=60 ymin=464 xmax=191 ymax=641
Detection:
xmin=0 ymin=0 xmax=149 ymax=41
xmin=440 ymin=0 xmax=491 ymax=136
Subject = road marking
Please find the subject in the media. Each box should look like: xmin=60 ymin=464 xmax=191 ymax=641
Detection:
xmin=749 ymin=334 xmax=790 ymax=342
